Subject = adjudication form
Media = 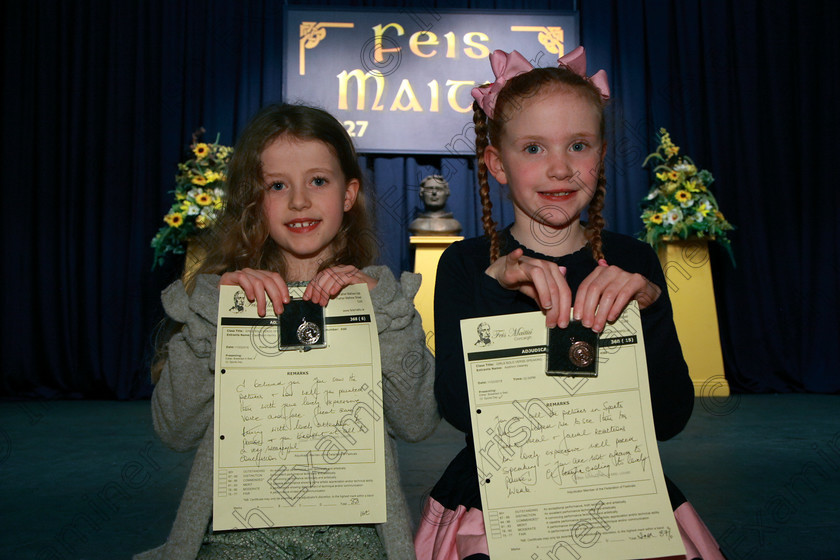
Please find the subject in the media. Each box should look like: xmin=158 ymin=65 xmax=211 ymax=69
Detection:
xmin=460 ymin=302 xmax=685 ymax=559
xmin=213 ymin=284 xmax=385 ymax=530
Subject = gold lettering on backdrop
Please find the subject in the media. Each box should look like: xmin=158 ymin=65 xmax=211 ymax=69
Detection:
xmin=427 ymin=80 xmax=440 ymax=112
xmin=409 ymin=31 xmax=438 ymax=58
xmin=394 ymin=28 xmax=491 ymax=60
xmin=510 ymin=26 xmax=565 ymax=56
xmin=372 ymin=23 xmax=404 ymax=63
xmin=327 ymin=22 xmax=566 ymax=115
xmin=390 ymin=79 xmax=424 ymax=112
xmin=443 ymin=32 xmax=457 ymax=58
xmin=336 ymin=74 xmax=474 ymax=113
xmin=446 ymin=80 xmax=475 ymax=112
xmin=463 ymin=32 xmax=491 ymax=59
xmin=337 ymin=70 xmax=386 ymax=111
xmin=299 ymin=22 xmax=355 ymax=75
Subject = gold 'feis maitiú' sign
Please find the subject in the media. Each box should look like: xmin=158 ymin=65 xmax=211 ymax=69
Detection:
xmin=284 ymin=8 xmax=579 ymax=154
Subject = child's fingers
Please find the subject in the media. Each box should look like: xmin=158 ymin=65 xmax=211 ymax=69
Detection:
xmin=220 ymin=270 xmax=261 ymax=311
xmin=261 ymin=272 xmax=289 ymax=316
xmin=574 ymin=265 xmax=610 ymax=329
xmin=305 ymin=266 xmax=364 ymax=305
xmin=219 ymin=269 xmax=288 ymax=316
xmin=552 ymin=265 xmax=572 ymax=329
xmin=634 ymin=278 xmax=662 ymax=310
xmin=576 ymin=266 xmax=658 ymax=332
xmin=488 ymin=248 xmax=525 ymax=288
xmin=525 ymin=261 xmax=560 ymax=327
xmin=591 ymin=287 xmax=622 ymax=332
xmin=245 ymin=269 xmax=285 ymax=316
xmin=317 ymin=271 xmax=346 ymax=303
xmin=601 ymin=274 xmax=658 ymax=326
xmin=525 ymin=261 xmax=571 ymax=328
xmin=248 ymin=271 xmax=272 ymax=317
xmin=302 ymin=269 xmax=328 ymax=303
xmin=526 ymin=264 xmax=554 ymax=310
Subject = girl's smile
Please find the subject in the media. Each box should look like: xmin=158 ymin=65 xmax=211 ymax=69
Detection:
xmin=285 ymin=218 xmax=321 ymax=232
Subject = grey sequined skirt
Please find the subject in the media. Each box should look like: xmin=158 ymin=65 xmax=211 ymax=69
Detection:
xmin=198 ymin=522 xmax=387 ymax=560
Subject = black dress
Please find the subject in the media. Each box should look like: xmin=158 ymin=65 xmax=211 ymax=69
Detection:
xmin=430 ymin=226 xmax=695 ymax=513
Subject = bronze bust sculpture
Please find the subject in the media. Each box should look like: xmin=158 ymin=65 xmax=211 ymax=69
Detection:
xmin=408 ymin=175 xmax=462 ymax=236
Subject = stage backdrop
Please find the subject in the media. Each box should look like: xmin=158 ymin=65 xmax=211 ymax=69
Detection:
xmin=1 ymin=0 xmax=838 ymax=400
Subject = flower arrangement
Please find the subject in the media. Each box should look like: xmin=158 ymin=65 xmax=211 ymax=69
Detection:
xmin=151 ymin=129 xmax=232 ymax=268
xmin=639 ymin=128 xmax=735 ymax=264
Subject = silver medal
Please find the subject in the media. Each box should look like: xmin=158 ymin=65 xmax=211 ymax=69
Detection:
xmin=296 ymin=317 xmax=321 ymax=345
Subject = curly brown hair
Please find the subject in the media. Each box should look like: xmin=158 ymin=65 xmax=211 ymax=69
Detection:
xmin=153 ymin=104 xmax=378 ymax=383
xmin=473 ymin=66 xmax=608 ymax=263
xmin=192 ymin=103 xmax=377 ymax=283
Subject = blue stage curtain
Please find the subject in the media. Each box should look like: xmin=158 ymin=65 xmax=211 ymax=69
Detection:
xmin=2 ymin=0 xmax=837 ymax=399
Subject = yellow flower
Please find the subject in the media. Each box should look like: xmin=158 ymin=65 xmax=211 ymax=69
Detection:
xmin=660 ymin=203 xmax=675 ymax=214
xmin=668 ymin=171 xmax=679 ymax=181
xmin=666 ymin=146 xmax=680 ymax=157
xmin=192 ymin=175 xmax=208 ymax=186
xmin=195 ymin=192 xmax=213 ymax=206
xmin=193 ymin=143 xmax=210 ymax=159
xmin=684 ymin=179 xmax=700 ymax=193
xmin=656 ymin=171 xmax=669 ymax=182
xmin=175 ymin=191 xmax=186 ymax=200
xmin=675 ymin=190 xmax=691 ymax=203
xmin=164 ymin=212 xmax=184 ymax=227
xmin=195 ymin=215 xmax=209 ymax=229
xmin=650 ymin=213 xmax=664 ymax=224
xmin=214 ymin=197 xmax=224 ymax=210
xmin=204 ymin=171 xmax=220 ymax=183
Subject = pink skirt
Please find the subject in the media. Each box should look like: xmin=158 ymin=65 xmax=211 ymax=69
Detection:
xmin=414 ymin=497 xmax=724 ymax=560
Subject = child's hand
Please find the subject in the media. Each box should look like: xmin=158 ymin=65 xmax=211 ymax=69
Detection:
xmin=303 ymin=265 xmax=378 ymax=306
xmin=486 ymin=248 xmax=571 ymax=328
xmin=219 ymin=268 xmax=290 ymax=317
xmin=574 ymin=262 xmax=661 ymax=332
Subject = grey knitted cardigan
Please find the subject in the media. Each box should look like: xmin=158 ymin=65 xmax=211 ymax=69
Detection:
xmin=135 ymin=267 xmax=439 ymax=560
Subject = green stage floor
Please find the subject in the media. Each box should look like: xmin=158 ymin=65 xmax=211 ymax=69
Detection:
xmin=1 ymin=394 xmax=837 ymax=559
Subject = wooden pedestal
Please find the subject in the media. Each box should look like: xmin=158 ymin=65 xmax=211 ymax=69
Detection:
xmin=657 ymin=240 xmax=730 ymax=396
xmin=410 ymin=235 xmax=463 ymax=354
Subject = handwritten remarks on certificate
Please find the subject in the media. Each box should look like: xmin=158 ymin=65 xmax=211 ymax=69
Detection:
xmin=213 ymin=284 xmax=385 ymax=530
xmin=461 ymin=303 xmax=684 ymax=559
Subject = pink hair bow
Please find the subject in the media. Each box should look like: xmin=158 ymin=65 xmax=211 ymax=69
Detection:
xmin=471 ymin=47 xmax=610 ymax=119
xmin=471 ymin=50 xmax=533 ymax=119
xmin=557 ymin=46 xmax=610 ymax=99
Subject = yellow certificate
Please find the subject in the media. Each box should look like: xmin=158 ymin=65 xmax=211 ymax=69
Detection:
xmin=460 ymin=303 xmax=685 ymax=559
xmin=213 ymin=284 xmax=385 ymax=530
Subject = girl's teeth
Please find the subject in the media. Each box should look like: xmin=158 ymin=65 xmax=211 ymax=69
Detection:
xmin=289 ymin=221 xmax=316 ymax=228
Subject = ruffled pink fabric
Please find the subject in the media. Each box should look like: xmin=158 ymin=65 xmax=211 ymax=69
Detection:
xmin=673 ymin=501 xmax=726 ymax=560
xmin=414 ymin=497 xmax=489 ymax=560
xmin=415 ymin=497 xmax=726 ymax=560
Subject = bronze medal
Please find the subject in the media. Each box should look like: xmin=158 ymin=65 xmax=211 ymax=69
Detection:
xmin=569 ymin=339 xmax=594 ymax=368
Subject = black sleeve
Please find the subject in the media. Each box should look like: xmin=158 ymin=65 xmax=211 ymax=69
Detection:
xmin=433 ymin=242 xmax=520 ymax=433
